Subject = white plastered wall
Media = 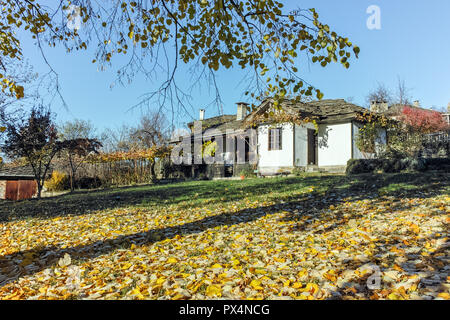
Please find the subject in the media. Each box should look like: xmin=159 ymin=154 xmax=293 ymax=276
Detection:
xmin=257 ymin=123 xmax=294 ymax=174
xmin=318 ymin=122 xmax=352 ymax=166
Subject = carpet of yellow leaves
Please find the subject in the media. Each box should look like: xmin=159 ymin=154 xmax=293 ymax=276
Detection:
xmin=0 ymin=176 xmax=448 ymax=300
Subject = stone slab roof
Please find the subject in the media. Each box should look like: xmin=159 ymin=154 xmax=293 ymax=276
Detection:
xmin=0 ymin=166 xmax=35 ymax=180
xmin=174 ymin=99 xmax=370 ymax=142
xmin=187 ymin=115 xmax=239 ymax=131
xmin=286 ymin=99 xmax=368 ymax=120
xmin=176 ymin=115 xmax=245 ymax=142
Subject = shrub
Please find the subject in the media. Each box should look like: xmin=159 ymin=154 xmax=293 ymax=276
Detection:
xmin=196 ymin=172 xmax=209 ymax=180
xmin=161 ymin=161 xmax=189 ymax=179
xmin=355 ymin=122 xmax=379 ymax=155
xmin=400 ymin=158 xmax=410 ymax=170
xmin=408 ymin=158 xmax=426 ymax=172
xmin=424 ymin=158 xmax=450 ymax=169
xmin=346 ymin=159 xmax=373 ymax=174
xmin=44 ymin=171 xmax=70 ymax=191
xmin=367 ymin=159 xmax=383 ymax=171
xmin=75 ymin=176 xmax=103 ymax=189
xmin=378 ymin=147 xmax=407 ymax=160
xmin=292 ymin=167 xmax=305 ymax=176
xmin=381 ymin=158 xmax=400 ymax=173
xmin=239 ymin=166 xmax=256 ymax=178
xmin=346 ymin=158 xmax=430 ymax=174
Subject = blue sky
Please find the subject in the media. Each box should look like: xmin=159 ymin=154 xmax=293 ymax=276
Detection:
xmin=18 ymin=0 xmax=450 ymax=132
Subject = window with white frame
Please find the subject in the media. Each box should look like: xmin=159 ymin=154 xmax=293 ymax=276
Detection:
xmin=268 ymin=127 xmax=282 ymax=151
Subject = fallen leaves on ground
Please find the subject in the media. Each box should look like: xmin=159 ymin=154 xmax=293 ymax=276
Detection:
xmin=0 ymin=174 xmax=448 ymax=300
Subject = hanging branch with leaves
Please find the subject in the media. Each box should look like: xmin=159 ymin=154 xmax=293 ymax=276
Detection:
xmin=0 ymin=0 xmax=359 ymax=121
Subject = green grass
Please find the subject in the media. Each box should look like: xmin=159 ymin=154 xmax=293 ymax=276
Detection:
xmin=1 ymin=171 xmax=448 ymax=222
xmin=0 ymin=171 xmax=448 ymax=300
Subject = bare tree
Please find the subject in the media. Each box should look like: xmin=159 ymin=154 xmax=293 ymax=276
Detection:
xmin=133 ymin=112 xmax=169 ymax=147
xmin=58 ymin=119 xmax=96 ymax=141
xmin=100 ymin=125 xmax=137 ymax=153
xmin=395 ymin=77 xmax=412 ymax=106
xmin=366 ymin=82 xmax=393 ymax=106
xmin=366 ymin=78 xmax=413 ymax=107
xmin=132 ymin=111 xmax=170 ymax=180
xmin=0 ymin=58 xmax=38 ymax=122
xmin=58 ymin=119 xmax=101 ymax=191
xmin=170 ymin=128 xmax=191 ymax=141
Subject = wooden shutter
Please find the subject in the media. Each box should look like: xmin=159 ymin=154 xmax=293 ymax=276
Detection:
xmin=268 ymin=129 xmax=272 ymax=151
xmin=277 ymin=128 xmax=282 ymax=150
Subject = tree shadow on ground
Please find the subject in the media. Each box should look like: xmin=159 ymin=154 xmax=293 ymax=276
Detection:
xmin=324 ymin=232 xmax=449 ymax=300
xmin=0 ymin=172 xmax=447 ymax=290
xmin=0 ymin=174 xmax=339 ymax=222
xmin=1 ymin=172 xmax=447 ymax=223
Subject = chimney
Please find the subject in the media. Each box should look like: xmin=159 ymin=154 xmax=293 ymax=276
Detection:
xmin=236 ymin=102 xmax=249 ymax=121
xmin=447 ymin=102 xmax=450 ymax=113
xmin=413 ymin=100 xmax=420 ymax=108
xmin=370 ymin=100 xmax=388 ymax=113
xmin=199 ymin=109 xmax=205 ymax=121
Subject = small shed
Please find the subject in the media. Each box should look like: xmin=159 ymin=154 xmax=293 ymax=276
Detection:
xmin=0 ymin=166 xmax=37 ymax=200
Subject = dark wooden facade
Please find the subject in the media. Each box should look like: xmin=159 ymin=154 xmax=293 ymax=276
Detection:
xmin=3 ymin=180 xmax=37 ymax=200
xmin=0 ymin=166 xmax=38 ymax=200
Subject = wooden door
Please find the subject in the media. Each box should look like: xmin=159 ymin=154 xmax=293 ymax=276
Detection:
xmin=245 ymin=137 xmax=250 ymax=163
xmin=307 ymin=129 xmax=318 ymax=165
xmin=18 ymin=180 xmax=37 ymax=200
xmin=5 ymin=180 xmax=18 ymax=201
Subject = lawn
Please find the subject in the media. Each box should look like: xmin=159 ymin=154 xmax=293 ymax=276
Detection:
xmin=0 ymin=172 xmax=448 ymax=300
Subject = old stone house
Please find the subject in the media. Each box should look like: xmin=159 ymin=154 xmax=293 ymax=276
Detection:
xmin=170 ymin=98 xmax=387 ymax=178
